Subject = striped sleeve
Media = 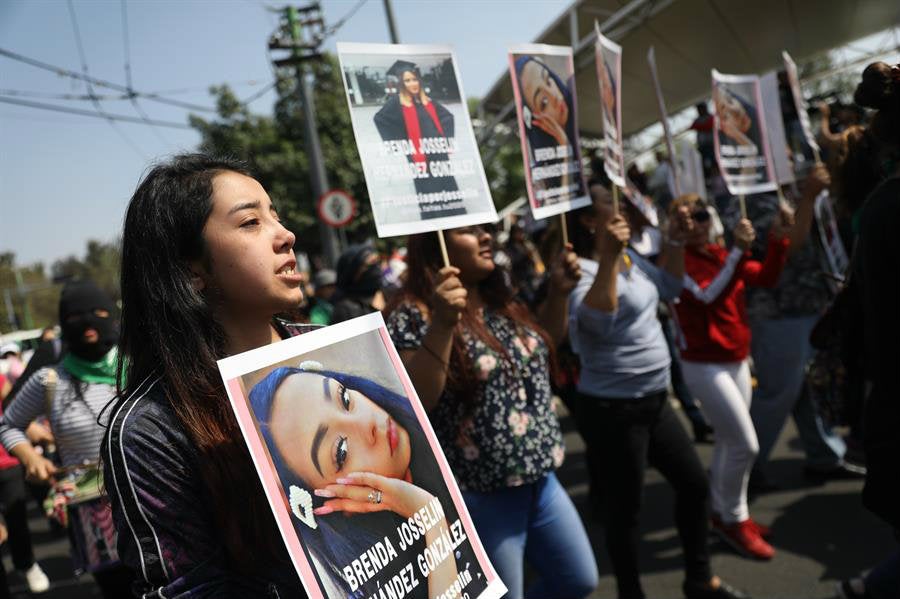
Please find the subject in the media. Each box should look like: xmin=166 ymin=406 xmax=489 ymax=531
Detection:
xmin=0 ymin=367 xmax=50 ymax=452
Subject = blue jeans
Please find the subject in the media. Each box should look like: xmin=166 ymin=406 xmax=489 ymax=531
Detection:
xmin=749 ymin=315 xmax=845 ymax=471
xmin=462 ymin=472 xmax=598 ymax=599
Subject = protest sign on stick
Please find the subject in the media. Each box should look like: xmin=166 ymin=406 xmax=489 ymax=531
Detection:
xmin=508 ymin=44 xmax=590 ymax=223
xmin=760 ymin=71 xmax=795 ymax=186
xmin=782 ymin=51 xmax=822 ymax=164
xmin=218 ymin=313 xmax=507 ymax=599
xmin=647 ymin=46 xmax=681 ymax=197
xmin=712 ymin=70 xmax=778 ymax=215
xmin=594 ymin=23 xmax=624 ymax=212
xmin=814 ymin=191 xmax=850 ymax=287
xmin=337 ymin=43 xmax=497 ymax=240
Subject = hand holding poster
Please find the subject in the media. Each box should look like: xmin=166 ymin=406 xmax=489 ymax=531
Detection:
xmin=782 ymin=51 xmax=821 ymax=163
xmin=712 ymin=70 xmax=778 ymax=196
xmin=218 ymin=313 xmax=506 ymax=599
xmin=594 ymin=24 xmax=625 ymax=188
xmin=337 ymin=43 xmax=497 ymax=238
xmin=508 ymin=44 xmax=590 ymax=220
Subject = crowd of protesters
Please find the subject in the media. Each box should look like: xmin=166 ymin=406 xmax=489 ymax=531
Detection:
xmin=0 ymin=61 xmax=896 ymax=599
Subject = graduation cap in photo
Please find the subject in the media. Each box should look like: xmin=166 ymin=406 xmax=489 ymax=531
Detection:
xmin=386 ymin=59 xmax=419 ymax=79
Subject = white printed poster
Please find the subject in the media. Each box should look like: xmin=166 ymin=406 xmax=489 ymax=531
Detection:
xmin=783 ymin=51 xmax=821 ymax=160
xmin=595 ymin=24 xmax=625 ymax=188
xmin=814 ymin=191 xmax=849 ymax=283
xmin=647 ymin=46 xmax=681 ymax=196
xmin=508 ymin=44 xmax=590 ymax=220
xmin=712 ymin=70 xmax=778 ymax=195
xmin=760 ymin=71 xmax=795 ymax=185
xmin=218 ymin=313 xmax=507 ymax=599
xmin=337 ymin=43 xmax=498 ymax=238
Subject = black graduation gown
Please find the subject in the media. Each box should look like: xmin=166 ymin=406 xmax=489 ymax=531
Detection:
xmin=373 ymin=95 xmax=466 ymax=220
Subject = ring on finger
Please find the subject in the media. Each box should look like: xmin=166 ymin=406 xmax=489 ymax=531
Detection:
xmin=367 ymin=490 xmax=383 ymax=504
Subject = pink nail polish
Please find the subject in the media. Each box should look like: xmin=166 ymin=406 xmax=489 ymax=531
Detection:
xmin=336 ymin=477 xmax=353 ymax=485
xmin=314 ymin=489 xmax=335 ymax=498
xmin=313 ymin=506 xmax=334 ymax=515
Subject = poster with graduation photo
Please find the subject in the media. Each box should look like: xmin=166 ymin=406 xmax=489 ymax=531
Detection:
xmin=594 ymin=24 xmax=625 ymax=188
xmin=782 ymin=51 xmax=821 ymax=160
xmin=508 ymin=44 xmax=590 ymax=220
xmin=712 ymin=70 xmax=778 ymax=195
xmin=337 ymin=42 xmax=497 ymax=238
xmin=218 ymin=313 xmax=506 ymax=599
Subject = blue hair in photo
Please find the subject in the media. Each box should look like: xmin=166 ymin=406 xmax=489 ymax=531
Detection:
xmin=248 ymin=366 xmax=443 ymax=594
xmin=514 ymin=55 xmax=578 ymax=157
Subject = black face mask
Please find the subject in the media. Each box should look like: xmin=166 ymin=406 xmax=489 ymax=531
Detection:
xmin=353 ymin=264 xmax=383 ymax=296
xmin=59 ymin=281 xmax=118 ymax=362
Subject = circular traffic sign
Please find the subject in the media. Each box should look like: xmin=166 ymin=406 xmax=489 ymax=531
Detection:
xmin=317 ymin=189 xmax=356 ymax=228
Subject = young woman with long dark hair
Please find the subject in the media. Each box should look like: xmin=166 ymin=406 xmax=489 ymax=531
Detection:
xmin=385 ymin=225 xmax=598 ymax=599
xmin=567 ymin=181 xmax=748 ymax=599
xmin=102 ymin=154 xmax=310 ymax=597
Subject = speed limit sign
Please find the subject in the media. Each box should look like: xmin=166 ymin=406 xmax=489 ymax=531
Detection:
xmin=317 ymin=189 xmax=356 ymax=228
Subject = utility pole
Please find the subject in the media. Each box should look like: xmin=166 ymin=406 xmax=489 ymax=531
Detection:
xmin=269 ymin=4 xmax=341 ymax=268
xmin=382 ymin=0 xmax=399 ymax=43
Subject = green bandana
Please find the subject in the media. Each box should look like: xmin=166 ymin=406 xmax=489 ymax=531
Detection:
xmin=63 ymin=347 xmax=119 ymax=386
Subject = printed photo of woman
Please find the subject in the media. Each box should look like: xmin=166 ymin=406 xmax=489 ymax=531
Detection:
xmin=248 ymin=363 xmax=488 ymax=598
xmin=373 ymin=59 xmax=465 ymax=221
xmin=511 ymin=51 xmax=588 ymax=218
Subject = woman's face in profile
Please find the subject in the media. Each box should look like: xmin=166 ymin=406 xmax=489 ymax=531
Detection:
xmin=520 ymin=60 xmax=568 ymax=126
xmin=269 ymin=372 xmax=412 ymax=489
xmin=715 ymin=88 xmax=751 ymax=135
xmin=401 ymin=71 xmax=421 ymax=96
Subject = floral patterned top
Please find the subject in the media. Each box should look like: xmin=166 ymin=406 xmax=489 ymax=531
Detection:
xmin=387 ymin=302 xmax=565 ymax=493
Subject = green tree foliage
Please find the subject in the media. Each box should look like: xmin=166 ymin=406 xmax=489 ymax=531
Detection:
xmin=0 ymin=239 xmax=120 ymax=334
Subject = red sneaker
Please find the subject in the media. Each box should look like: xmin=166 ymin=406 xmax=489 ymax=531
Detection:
xmin=748 ymin=518 xmax=771 ymax=538
xmin=712 ymin=518 xmax=775 ymax=560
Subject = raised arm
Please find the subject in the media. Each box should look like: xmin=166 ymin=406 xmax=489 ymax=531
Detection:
xmin=788 ymin=164 xmax=830 ymax=256
xmin=581 ymin=214 xmax=630 ymax=313
xmin=394 ymin=268 xmax=466 ymax=412
xmin=535 ymin=243 xmax=582 ymax=347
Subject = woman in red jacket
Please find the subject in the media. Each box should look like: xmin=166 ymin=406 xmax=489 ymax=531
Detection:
xmin=671 ymin=194 xmax=789 ymax=561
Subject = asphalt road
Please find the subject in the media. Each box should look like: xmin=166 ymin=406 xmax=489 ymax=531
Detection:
xmin=1 ymin=401 xmax=894 ymax=598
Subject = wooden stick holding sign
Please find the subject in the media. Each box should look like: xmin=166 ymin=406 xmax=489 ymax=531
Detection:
xmin=560 ymin=214 xmax=570 ymax=247
xmin=436 ymin=230 xmax=451 ymax=268
xmin=612 ymin=184 xmax=620 ymax=215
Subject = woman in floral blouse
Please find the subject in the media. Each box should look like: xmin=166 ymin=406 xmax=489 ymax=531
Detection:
xmin=386 ymin=224 xmax=598 ymax=599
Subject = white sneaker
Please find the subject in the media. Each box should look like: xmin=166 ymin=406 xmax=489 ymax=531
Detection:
xmin=21 ymin=563 xmax=50 ymax=593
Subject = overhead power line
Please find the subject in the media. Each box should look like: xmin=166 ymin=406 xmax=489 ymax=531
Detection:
xmin=120 ymin=0 xmax=171 ymax=146
xmin=0 ymin=96 xmax=193 ymax=129
xmin=0 ymin=46 xmax=219 ymax=113
xmin=67 ymin=0 xmax=147 ymax=159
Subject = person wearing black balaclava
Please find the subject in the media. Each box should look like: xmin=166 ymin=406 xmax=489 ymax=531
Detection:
xmin=0 ymin=280 xmax=135 ymax=597
xmin=330 ymin=244 xmax=385 ymax=324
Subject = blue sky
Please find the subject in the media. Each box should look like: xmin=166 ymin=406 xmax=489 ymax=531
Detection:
xmin=0 ymin=0 xmax=570 ymax=267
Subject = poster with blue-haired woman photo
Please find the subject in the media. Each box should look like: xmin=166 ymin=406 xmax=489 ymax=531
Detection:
xmin=595 ymin=25 xmax=626 ymax=188
xmin=218 ymin=312 xmax=506 ymax=599
xmin=508 ymin=44 xmax=590 ymax=220
xmin=711 ymin=70 xmax=778 ymax=196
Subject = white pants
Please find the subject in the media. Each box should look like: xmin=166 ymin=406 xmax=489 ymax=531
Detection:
xmin=681 ymin=359 xmax=758 ymax=523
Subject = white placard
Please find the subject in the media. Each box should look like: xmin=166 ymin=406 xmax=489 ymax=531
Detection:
xmin=712 ymin=70 xmax=778 ymax=196
xmin=507 ymin=44 xmax=590 ymax=220
xmin=218 ymin=313 xmax=507 ymax=599
xmin=337 ymin=42 xmax=498 ymax=238
xmin=595 ymin=24 xmax=625 ymax=188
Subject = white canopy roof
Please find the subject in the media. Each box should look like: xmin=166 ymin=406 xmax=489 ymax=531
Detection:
xmin=479 ymin=0 xmax=900 ymax=137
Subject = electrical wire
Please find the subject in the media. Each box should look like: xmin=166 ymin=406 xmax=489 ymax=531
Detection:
xmin=0 ymin=47 xmax=218 ymax=113
xmin=0 ymin=96 xmax=192 ymax=128
xmin=120 ymin=0 xmax=171 ymax=146
xmin=324 ymin=0 xmax=369 ymax=37
xmin=67 ymin=0 xmax=147 ymax=159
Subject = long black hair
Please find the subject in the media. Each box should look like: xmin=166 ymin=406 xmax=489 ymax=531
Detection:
xmin=112 ymin=153 xmax=282 ymax=571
